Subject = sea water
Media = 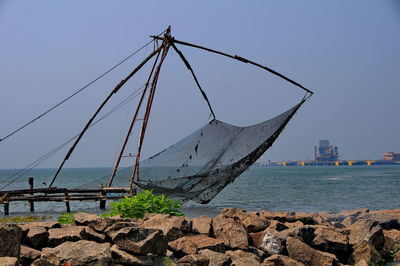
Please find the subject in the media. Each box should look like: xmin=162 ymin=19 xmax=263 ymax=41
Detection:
xmin=0 ymin=166 xmax=399 ymax=218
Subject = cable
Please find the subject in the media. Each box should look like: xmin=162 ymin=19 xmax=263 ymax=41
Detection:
xmin=0 ymin=84 xmax=147 ymax=190
xmin=0 ymin=30 xmax=167 ymax=144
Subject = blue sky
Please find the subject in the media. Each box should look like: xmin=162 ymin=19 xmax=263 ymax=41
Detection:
xmin=0 ymin=1 xmax=399 ymax=169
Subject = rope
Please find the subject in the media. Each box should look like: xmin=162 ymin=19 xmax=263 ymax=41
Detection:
xmin=0 ymin=84 xmax=147 ymax=190
xmin=0 ymin=30 xmax=167 ymax=144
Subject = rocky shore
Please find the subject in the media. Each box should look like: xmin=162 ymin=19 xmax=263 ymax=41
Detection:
xmin=0 ymin=208 xmax=399 ymax=265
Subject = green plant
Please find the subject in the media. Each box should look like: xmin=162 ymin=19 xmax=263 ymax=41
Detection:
xmin=105 ymin=190 xmax=184 ymax=219
xmin=57 ymin=212 xmax=77 ymax=224
xmin=164 ymin=256 xmax=172 ymax=266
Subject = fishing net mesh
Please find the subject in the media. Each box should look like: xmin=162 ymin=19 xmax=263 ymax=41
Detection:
xmin=135 ymin=101 xmax=304 ymax=203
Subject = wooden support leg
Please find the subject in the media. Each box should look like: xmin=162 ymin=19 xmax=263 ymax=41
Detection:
xmin=4 ymin=202 xmax=9 ymax=215
xmin=64 ymin=192 xmax=70 ymax=212
xmin=99 ymin=191 xmax=106 ymax=210
xmin=29 ymin=177 xmax=34 ymax=212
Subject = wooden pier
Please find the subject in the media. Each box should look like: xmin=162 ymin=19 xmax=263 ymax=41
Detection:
xmin=0 ymin=177 xmax=130 ymax=215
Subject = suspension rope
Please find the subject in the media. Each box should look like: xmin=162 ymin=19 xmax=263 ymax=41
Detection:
xmin=0 ymin=84 xmax=147 ymax=190
xmin=0 ymin=30 xmax=167 ymax=144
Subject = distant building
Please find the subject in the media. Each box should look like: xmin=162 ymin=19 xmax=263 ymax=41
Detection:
xmin=383 ymin=152 xmax=400 ymax=161
xmin=315 ymin=140 xmax=338 ymax=162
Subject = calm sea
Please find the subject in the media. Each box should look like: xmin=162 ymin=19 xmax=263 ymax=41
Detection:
xmin=0 ymin=166 xmax=399 ymax=218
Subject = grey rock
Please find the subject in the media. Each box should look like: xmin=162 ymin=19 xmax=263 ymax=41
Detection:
xmin=0 ymin=223 xmax=21 ymax=258
xmin=199 ymin=249 xmax=231 ymax=266
xmin=20 ymin=245 xmax=41 ymax=265
xmin=111 ymin=244 xmax=164 ymax=265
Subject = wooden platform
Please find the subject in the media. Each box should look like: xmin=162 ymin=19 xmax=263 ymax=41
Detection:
xmin=0 ymin=177 xmax=132 ymax=215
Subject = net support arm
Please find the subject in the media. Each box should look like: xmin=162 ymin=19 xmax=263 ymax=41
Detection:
xmin=168 ymin=38 xmax=216 ymax=119
xmin=48 ymin=44 xmax=164 ymax=187
xmin=152 ymin=36 xmax=313 ymax=95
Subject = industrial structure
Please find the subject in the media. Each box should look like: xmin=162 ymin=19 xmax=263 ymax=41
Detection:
xmin=314 ymin=140 xmax=338 ymax=161
xmin=384 ymin=152 xmax=400 ymax=161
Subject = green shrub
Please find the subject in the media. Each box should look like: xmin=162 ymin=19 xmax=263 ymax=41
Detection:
xmin=57 ymin=212 xmax=76 ymax=224
xmin=105 ymin=190 xmax=184 ymax=219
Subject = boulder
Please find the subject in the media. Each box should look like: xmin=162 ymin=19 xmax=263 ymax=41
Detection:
xmin=110 ymin=244 xmax=164 ymax=265
xmin=20 ymin=245 xmax=41 ymax=265
xmin=81 ymin=226 xmax=106 ymax=243
xmin=262 ymin=254 xmax=306 ymax=266
xmin=199 ymin=249 xmax=231 ymax=266
xmin=86 ymin=216 xmax=127 ymax=232
xmin=353 ymin=260 xmax=369 ymax=266
xmin=169 ymin=235 xmax=225 ymax=256
xmin=358 ymin=211 xmax=400 ymax=229
xmin=47 ymin=226 xmax=84 ymax=247
xmin=31 ymin=258 xmax=56 ymax=266
xmin=0 ymin=223 xmax=21 ymax=257
xmin=225 ymin=249 xmax=261 ymax=266
xmin=311 ymin=227 xmax=349 ymax=262
xmin=21 ymin=221 xmax=60 ymax=230
xmin=212 ymin=215 xmax=249 ymax=250
xmin=286 ymin=236 xmax=339 ymax=266
xmin=285 ymin=221 xmax=304 ymax=229
xmin=104 ymin=221 xmax=139 ymax=239
xmin=260 ymin=230 xmax=286 ymax=255
xmin=40 ymin=240 xmax=112 ymax=266
xmin=73 ymin=212 xmax=100 ymax=225
xmin=261 ymin=211 xmax=296 ymax=223
xmin=241 ymin=212 xmax=269 ymax=233
xmin=25 ymin=226 xmax=49 ymax=249
xmin=177 ymin=254 xmax=210 ymax=266
xmin=268 ymin=220 xmax=289 ymax=231
xmin=281 ymin=226 xmax=315 ymax=245
xmin=312 ymin=212 xmax=344 ymax=226
xmin=142 ymin=213 xmax=191 ymax=242
xmin=112 ymin=227 xmax=167 ymax=255
xmin=339 ymin=208 xmax=369 ymax=218
xmin=0 ymin=257 xmax=20 ymax=266
xmin=348 ymin=219 xmax=385 ymax=250
xmin=192 ymin=215 xmax=212 ymax=235
xmin=383 ymin=229 xmax=400 ymax=250
xmin=294 ymin=212 xmax=314 ymax=225
xmin=348 ymin=241 xmax=381 ymax=265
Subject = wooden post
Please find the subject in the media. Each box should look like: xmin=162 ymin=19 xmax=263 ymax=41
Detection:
xmin=4 ymin=202 xmax=9 ymax=215
xmin=64 ymin=192 xmax=70 ymax=212
xmin=99 ymin=188 xmax=106 ymax=210
xmin=28 ymin=177 xmax=34 ymax=212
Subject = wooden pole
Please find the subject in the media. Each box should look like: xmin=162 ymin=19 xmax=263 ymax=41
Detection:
xmin=28 ymin=177 xmax=34 ymax=212
xmin=4 ymin=202 xmax=9 ymax=215
xmin=64 ymin=192 xmax=70 ymax=212
xmin=99 ymin=186 xmax=106 ymax=210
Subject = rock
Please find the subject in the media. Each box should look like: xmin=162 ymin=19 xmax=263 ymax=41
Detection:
xmin=40 ymin=240 xmax=112 ymax=266
xmin=261 ymin=211 xmax=296 ymax=223
xmin=260 ymin=230 xmax=285 ymax=255
xmin=142 ymin=213 xmax=191 ymax=242
xmin=281 ymin=226 xmax=315 ymax=245
xmin=177 ymin=254 xmax=210 ymax=266
xmin=353 ymin=260 xmax=369 ymax=266
xmin=294 ymin=212 xmax=314 ymax=225
xmin=286 ymin=236 xmax=339 ymax=266
xmin=339 ymin=208 xmax=369 ymax=218
xmin=25 ymin=226 xmax=49 ymax=249
xmin=111 ymin=244 xmax=164 ymax=265
xmin=81 ymin=226 xmax=106 ymax=243
xmin=31 ymin=259 xmax=56 ymax=266
xmin=341 ymin=216 xmax=356 ymax=227
xmin=348 ymin=241 xmax=381 ymax=265
xmin=262 ymin=254 xmax=306 ymax=266
xmin=21 ymin=245 xmax=41 ymax=265
xmin=226 ymin=249 xmax=261 ymax=266
xmin=241 ymin=212 xmax=269 ymax=233
xmin=285 ymin=221 xmax=304 ymax=229
xmin=104 ymin=221 xmax=139 ymax=239
xmin=358 ymin=211 xmax=400 ymax=229
xmin=87 ymin=216 xmax=122 ymax=232
xmin=383 ymin=229 xmax=400 ymax=250
xmin=199 ymin=249 xmax=231 ymax=266
xmin=248 ymin=246 xmax=268 ymax=261
xmin=192 ymin=215 xmax=212 ymax=235
xmin=312 ymin=212 xmax=344 ymax=226
xmin=311 ymin=227 xmax=349 ymax=262
xmin=268 ymin=220 xmax=289 ymax=231
xmin=212 ymin=215 xmax=249 ymax=249
xmin=348 ymin=219 xmax=385 ymax=250
xmin=47 ymin=226 xmax=84 ymax=247
xmin=73 ymin=212 xmax=99 ymax=225
xmin=169 ymin=235 xmax=225 ymax=256
xmin=0 ymin=257 xmax=20 ymax=266
xmin=112 ymin=227 xmax=167 ymax=255
xmin=0 ymin=223 xmax=21 ymax=257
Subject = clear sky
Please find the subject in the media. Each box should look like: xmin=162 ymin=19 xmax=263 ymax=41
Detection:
xmin=1 ymin=1 xmax=399 ymax=169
